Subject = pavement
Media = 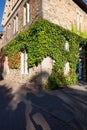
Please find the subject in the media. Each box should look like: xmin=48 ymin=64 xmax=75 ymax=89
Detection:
xmin=0 ymin=79 xmax=87 ymax=130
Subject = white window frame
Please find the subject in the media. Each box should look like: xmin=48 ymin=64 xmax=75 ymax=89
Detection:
xmin=76 ymin=12 xmax=79 ymax=32
xmin=23 ymin=5 xmax=27 ymax=26
xmin=13 ymin=17 xmax=16 ymax=34
xmin=65 ymin=41 xmax=69 ymax=52
xmin=13 ymin=14 xmax=18 ymax=34
xmin=16 ymin=14 xmax=18 ymax=32
xmin=76 ymin=11 xmax=82 ymax=33
xmin=23 ymin=1 xmax=30 ymax=26
xmin=64 ymin=61 xmax=70 ymax=75
xmin=27 ymin=2 xmax=30 ymax=23
xmin=79 ymin=15 xmax=82 ymax=32
xmin=21 ymin=51 xmax=28 ymax=75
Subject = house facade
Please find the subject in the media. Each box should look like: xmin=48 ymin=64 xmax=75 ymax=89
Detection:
xmin=1 ymin=0 xmax=87 ymax=48
xmin=1 ymin=0 xmax=42 ymax=48
xmin=0 ymin=0 xmax=87 ymax=83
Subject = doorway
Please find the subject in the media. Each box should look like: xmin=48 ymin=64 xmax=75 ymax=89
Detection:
xmin=79 ymin=45 xmax=87 ymax=82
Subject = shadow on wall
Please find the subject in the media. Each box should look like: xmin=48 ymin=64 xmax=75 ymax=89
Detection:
xmin=24 ymin=70 xmax=67 ymax=90
xmin=28 ymin=71 xmax=50 ymax=90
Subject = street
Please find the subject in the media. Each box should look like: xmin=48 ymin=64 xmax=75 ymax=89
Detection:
xmin=0 ymin=80 xmax=87 ymax=130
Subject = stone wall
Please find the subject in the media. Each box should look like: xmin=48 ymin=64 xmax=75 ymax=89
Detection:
xmin=2 ymin=0 xmax=42 ymax=46
xmin=3 ymin=57 xmax=54 ymax=86
xmin=1 ymin=0 xmax=87 ymax=48
xmin=0 ymin=39 xmax=2 ymax=48
xmin=42 ymin=0 xmax=87 ymax=31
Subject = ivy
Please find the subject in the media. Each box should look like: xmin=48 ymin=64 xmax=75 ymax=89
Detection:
xmin=2 ymin=19 xmax=87 ymax=88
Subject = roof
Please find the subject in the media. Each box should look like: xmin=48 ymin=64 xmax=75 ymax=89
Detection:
xmin=73 ymin=0 xmax=87 ymax=13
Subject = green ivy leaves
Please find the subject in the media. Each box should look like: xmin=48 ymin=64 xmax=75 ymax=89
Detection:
xmin=2 ymin=19 xmax=87 ymax=87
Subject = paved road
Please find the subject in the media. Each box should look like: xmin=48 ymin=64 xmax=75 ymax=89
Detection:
xmin=0 ymin=103 xmax=73 ymax=130
xmin=0 ymin=80 xmax=87 ymax=130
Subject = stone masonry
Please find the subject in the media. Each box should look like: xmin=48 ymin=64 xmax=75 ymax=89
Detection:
xmin=3 ymin=56 xmax=54 ymax=86
xmin=1 ymin=0 xmax=42 ymax=47
xmin=1 ymin=0 xmax=87 ymax=48
xmin=42 ymin=0 xmax=87 ymax=31
xmin=0 ymin=0 xmax=87 ymax=83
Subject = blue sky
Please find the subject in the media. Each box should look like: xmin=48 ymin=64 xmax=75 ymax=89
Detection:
xmin=0 ymin=0 xmax=6 ymax=31
xmin=84 ymin=0 xmax=87 ymax=3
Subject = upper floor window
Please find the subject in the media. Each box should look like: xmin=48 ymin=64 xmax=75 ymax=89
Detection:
xmin=76 ymin=12 xmax=82 ymax=33
xmin=79 ymin=15 xmax=82 ymax=32
xmin=13 ymin=17 xmax=16 ymax=34
xmin=7 ymin=23 xmax=11 ymax=40
xmin=13 ymin=14 xmax=18 ymax=34
xmin=23 ymin=5 xmax=27 ymax=26
xmin=23 ymin=1 xmax=30 ymax=26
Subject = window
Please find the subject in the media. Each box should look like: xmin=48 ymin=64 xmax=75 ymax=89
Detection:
xmin=7 ymin=23 xmax=11 ymax=40
xmin=23 ymin=5 xmax=27 ymax=26
xmin=21 ymin=51 xmax=28 ymax=75
xmin=65 ymin=41 xmax=69 ymax=52
xmin=23 ymin=1 xmax=30 ymax=26
xmin=13 ymin=17 xmax=16 ymax=34
xmin=76 ymin=12 xmax=79 ymax=31
xmin=76 ymin=12 xmax=82 ymax=33
xmin=64 ymin=61 xmax=70 ymax=75
xmin=79 ymin=15 xmax=82 ymax=32
xmin=27 ymin=2 xmax=30 ymax=23
xmin=13 ymin=14 xmax=18 ymax=34
xmin=16 ymin=14 xmax=18 ymax=32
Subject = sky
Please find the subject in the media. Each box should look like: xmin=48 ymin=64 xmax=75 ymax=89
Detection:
xmin=84 ymin=0 xmax=87 ymax=3
xmin=0 ymin=0 xmax=6 ymax=31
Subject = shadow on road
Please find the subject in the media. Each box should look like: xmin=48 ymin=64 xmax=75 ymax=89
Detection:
xmin=0 ymin=84 xmax=26 ymax=130
xmin=0 ymin=81 xmax=87 ymax=130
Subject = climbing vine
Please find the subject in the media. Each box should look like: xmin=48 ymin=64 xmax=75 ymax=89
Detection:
xmin=2 ymin=19 xmax=87 ymax=88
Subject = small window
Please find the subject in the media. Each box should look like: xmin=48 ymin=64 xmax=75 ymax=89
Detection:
xmin=79 ymin=15 xmax=82 ymax=32
xmin=16 ymin=14 xmax=18 ymax=32
xmin=23 ymin=5 xmax=27 ymax=26
xmin=21 ymin=51 xmax=28 ymax=75
xmin=65 ymin=41 xmax=69 ymax=52
xmin=26 ymin=2 xmax=30 ymax=23
xmin=23 ymin=2 xmax=30 ymax=26
xmin=76 ymin=11 xmax=82 ymax=33
xmin=13 ymin=17 xmax=16 ymax=34
xmin=64 ymin=61 xmax=70 ymax=75
xmin=13 ymin=14 xmax=18 ymax=34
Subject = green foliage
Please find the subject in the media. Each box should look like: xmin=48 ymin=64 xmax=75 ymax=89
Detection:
xmin=71 ymin=24 xmax=87 ymax=39
xmin=45 ymin=71 xmax=67 ymax=90
xmin=2 ymin=19 xmax=87 ymax=88
xmin=80 ymin=31 xmax=87 ymax=39
xmin=8 ymin=52 xmax=21 ymax=69
xmin=71 ymin=24 xmax=78 ymax=34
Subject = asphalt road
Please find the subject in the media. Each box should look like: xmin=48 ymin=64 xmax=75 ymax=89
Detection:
xmin=0 ymin=80 xmax=87 ymax=130
xmin=0 ymin=103 xmax=73 ymax=130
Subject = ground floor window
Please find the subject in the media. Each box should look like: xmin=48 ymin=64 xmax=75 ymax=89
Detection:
xmin=21 ymin=51 xmax=28 ymax=75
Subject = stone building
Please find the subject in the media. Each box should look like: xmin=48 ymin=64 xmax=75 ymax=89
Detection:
xmin=0 ymin=0 xmax=87 ymax=83
xmin=1 ymin=0 xmax=87 ymax=47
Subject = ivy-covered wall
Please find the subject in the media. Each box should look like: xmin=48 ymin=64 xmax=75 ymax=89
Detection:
xmin=2 ymin=19 xmax=87 ymax=88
